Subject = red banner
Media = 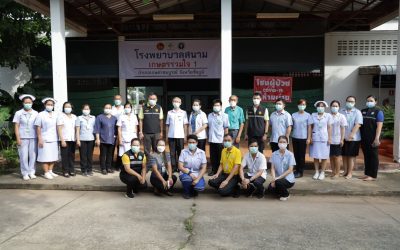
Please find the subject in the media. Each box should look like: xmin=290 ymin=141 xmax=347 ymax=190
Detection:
xmin=253 ymin=76 xmax=293 ymax=103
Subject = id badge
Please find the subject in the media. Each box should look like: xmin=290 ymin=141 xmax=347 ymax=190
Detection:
xmin=161 ymin=166 xmax=166 ymax=173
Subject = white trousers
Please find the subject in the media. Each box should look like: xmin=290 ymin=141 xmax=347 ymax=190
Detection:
xmin=18 ymin=138 xmax=37 ymax=176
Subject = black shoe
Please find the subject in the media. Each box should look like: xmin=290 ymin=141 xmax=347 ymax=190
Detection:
xmin=256 ymin=192 xmax=265 ymax=199
xmin=182 ymin=193 xmax=191 ymax=199
xmin=101 ymin=170 xmax=108 ymax=175
xmin=63 ymin=173 xmax=70 ymax=178
xmin=246 ymin=183 xmax=256 ymax=197
xmin=232 ymin=185 xmax=240 ymax=198
xmin=208 ymin=171 xmax=216 ymax=176
xmin=165 ymin=191 xmax=174 ymax=197
xmin=125 ymin=193 xmax=134 ymax=199
xmin=294 ymin=172 xmax=303 ymax=178
xmin=69 ymin=172 xmax=76 ymax=177
xmin=154 ymin=188 xmax=163 ymax=197
xmin=107 ymin=169 xmax=114 ymax=174
xmin=192 ymin=190 xmax=199 ymax=197
xmin=82 ymin=171 xmax=88 ymax=177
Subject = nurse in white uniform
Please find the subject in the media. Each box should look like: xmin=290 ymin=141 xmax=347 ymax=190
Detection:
xmin=35 ymin=97 xmax=62 ymax=180
xmin=307 ymin=101 xmax=333 ymax=181
xmin=58 ymin=101 xmax=77 ymax=177
xmin=117 ymin=103 xmax=139 ymax=157
xmin=13 ymin=94 xmax=39 ymax=180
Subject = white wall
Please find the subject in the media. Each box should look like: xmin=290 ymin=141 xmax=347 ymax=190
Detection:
xmin=324 ymin=31 xmax=397 ymax=107
xmin=0 ymin=63 xmax=31 ymax=95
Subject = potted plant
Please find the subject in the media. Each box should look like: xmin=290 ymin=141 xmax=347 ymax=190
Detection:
xmin=379 ymin=105 xmax=394 ymax=158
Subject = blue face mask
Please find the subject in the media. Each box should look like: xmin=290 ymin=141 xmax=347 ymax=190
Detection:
xmin=275 ymin=104 xmax=283 ymax=111
xmin=188 ymin=143 xmax=197 ymax=151
xmin=249 ymin=146 xmax=258 ymax=154
xmin=224 ymin=141 xmax=232 ymax=148
xmin=131 ymin=146 xmax=140 ymax=153
xmin=366 ymin=101 xmax=376 ymax=108
xmin=317 ymin=107 xmax=325 ymax=113
xmin=331 ymin=107 xmax=339 ymax=113
xmin=114 ymin=100 xmax=122 ymax=106
xmin=23 ymin=103 xmax=32 ymax=110
xmin=346 ymin=102 xmax=354 ymax=109
xmin=298 ymin=105 xmax=306 ymax=111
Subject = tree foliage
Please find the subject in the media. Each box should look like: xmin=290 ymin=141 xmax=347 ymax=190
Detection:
xmin=0 ymin=0 xmax=50 ymax=69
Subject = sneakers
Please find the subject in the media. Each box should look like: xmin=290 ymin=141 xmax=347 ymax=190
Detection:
xmin=44 ymin=172 xmax=53 ymax=180
xmin=318 ymin=171 xmax=325 ymax=180
xmin=22 ymin=175 xmax=30 ymax=181
xmin=49 ymin=171 xmax=58 ymax=177
xmin=280 ymin=195 xmax=290 ymax=201
xmin=29 ymin=174 xmax=37 ymax=179
xmin=124 ymin=193 xmax=134 ymax=199
xmin=312 ymin=171 xmax=320 ymax=180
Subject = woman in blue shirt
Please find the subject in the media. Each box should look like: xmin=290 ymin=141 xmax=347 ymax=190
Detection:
xmin=76 ymin=104 xmax=96 ymax=176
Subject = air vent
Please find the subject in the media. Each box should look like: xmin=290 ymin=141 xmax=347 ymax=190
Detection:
xmin=337 ymin=39 xmax=397 ymax=56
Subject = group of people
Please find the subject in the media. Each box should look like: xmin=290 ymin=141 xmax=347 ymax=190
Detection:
xmin=12 ymin=91 xmax=384 ymax=200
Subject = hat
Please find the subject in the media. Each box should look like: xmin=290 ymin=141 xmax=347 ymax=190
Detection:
xmin=19 ymin=94 xmax=36 ymax=101
xmin=314 ymin=100 xmax=328 ymax=108
xmin=42 ymin=97 xmax=57 ymax=104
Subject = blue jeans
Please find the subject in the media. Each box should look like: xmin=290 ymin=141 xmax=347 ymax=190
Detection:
xmin=179 ymin=173 xmax=205 ymax=196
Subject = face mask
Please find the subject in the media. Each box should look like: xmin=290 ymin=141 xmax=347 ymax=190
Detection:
xmin=213 ymin=106 xmax=221 ymax=113
xmin=224 ymin=141 xmax=232 ymax=148
xmin=131 ymin=146 xmax=140 ymax=153
xmin=188 ymin=143 xmax=197 ymax=151
xmin=45 ymin=105 xmax=53 ymax=112
xmin=366 ymin=101 xmax=376 ymax=108
xmin=148 ymin=99 xmax=157 ymax=106
xmin=249 ymin=146 xmax=258 ymax=154
xmin=82 ymin=110 xmax=90 ymax=116
xmin=114 ymin=100 xmax=122 ymax=106
xmin=104 ymin=109 xmax=111 ymax=115
xmin=64 ymin=108 xmax=72 ymax=114
xmin=173 ymin=102 xmax=181 ymax=109
xmin=331 ymin=107 xmax=339 ymax=113
xmin=278 ymin=143 xmax=288 ymax=150
xmin=23 ymin=103 xmax=32 ymax=110
xmin=229 ymin=101 xmax=237 ymax=107
xmin=253 ymin=99 xmax=261 ymax=105
xmin=275 ymin=104 xmax=283 ymax=111
xmin=157 ymin=146 xmax=165 ymax=153
xmin=192 ymin=105 xmax=200 ymax=112
xmin=124 ymin=108 xmax=131 ymax=114
xmin=298 ymin=105 xmax=306 ymax=111
xmin=346 ymin=102 xmax=354 ymax=109
xmin=317 ymin=107 xmax=325 ymax=113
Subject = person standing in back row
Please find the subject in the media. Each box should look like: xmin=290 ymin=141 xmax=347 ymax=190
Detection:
xmin=225 ymin=95 xmax=245 ymax=148
xmin=269 ymin=98 xmax=292 ymax=152
xmin=111 ymin=95 xmax=124 ymax=171
xmin=244 ymin=92 xmax=269 ymax=153
xmin=139 ymin=92 xmax=164 ymax=157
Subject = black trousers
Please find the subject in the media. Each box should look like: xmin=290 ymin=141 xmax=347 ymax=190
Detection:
xmin=100 ymin=143 xmax=114 ymax=171
xmin=361 ymin=142 xmax=379 ymax=178
xmin=248 ymin=136 xmax=265 ymax=153
xmin=112 ymin=138 xmax=119 ymax=170
xmin=79 ymin=140 xmax=94 ymax=173
xmin=268 ymin=179 xmax=294 ymax=198
xmin=209 ymin=142 xmax=223 ymax=172
xmin=168 ymin=138 xmax=184 ymax=170
xmin=197 ymin=139 xmax=206 ymax=152
xmin=244 ymin=173 xmax=265 ymax=195
xmin=292 ymin=138 xmax=307 ymax=174
xmin=120 ymin=171 xmax=148 ymax=194
xmin=208 ymin=173 xmax=240 ymax=196
xmin=150 ymin=172 xmax=177 ymax=191
xmin=143 ymin=133 xmax=160 ymax=157
xmin=61 ymin=141 xmax=76 ymax=173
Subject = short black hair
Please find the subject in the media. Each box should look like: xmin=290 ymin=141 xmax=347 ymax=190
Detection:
xmin=346 ymin=96 xmax=356 ymax=102
xmin=223 ymin=134 xmax=232 ymax=140
xmin=253 ymin=92 xmax=262 ymax=98
xmin=249 ymin=139 xmax=258 ymax=146
xmin=62 ymin=101 xmax=73 ymax=110
xmin=192 ymin=99 xmax=201 ymax=105
xmin=278 ymin=135 xmax=288 ymax=143
xmin=131 ymin=138 xmax=141 ymax=144
xmin=212 ymin=99 xmax=222 ymax=105
xmin=81 ymin=103 xmax=90 ymax=109
xmin=187 ymin=134 xmax=198 ymax=142
xmin=148 ymin=92 xmax=157 ymax=97
xmin=366 ymin=95 xmax=377 ymax=101
xmin=330 ymin=100 xmax=340 ymax=107
xmin=124 ymin=102 xmax=133 ymax=108
xmin=275 ymin=98 xmax=285 ymax=104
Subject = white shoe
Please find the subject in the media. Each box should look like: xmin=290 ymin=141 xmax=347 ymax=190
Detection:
xmin=280 ymin=196 xmax=290 ymax=201
xmin=49 ymin=171 xmax=58 ymax=177
xmin=22 ymin=175 xmax=30 ymax=181
xmin=313 ymin=171 xmax=320 ymax=180
xmin=318 ymin=172 xmax=325 ymax=180
xmin=29 ymin=174 xmax=37 ymax=179
xmin=44 ymin=172 xmax=53 ymax=180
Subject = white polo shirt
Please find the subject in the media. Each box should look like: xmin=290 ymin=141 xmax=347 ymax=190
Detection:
xmin=59 ymin=113 xmax=77 ymax=141
xmin=111 ymin=105 xmax=124 ymax=120
xmin=117 ymin=113 xmax=138 ymax=142
xmin=13 ymin=109 xmax=39 ymax=139
xmin=166 ymin=109 xmax=188 ymax=139
xmin=241 ymin=152 xmax=267 ymax=179
xmin=188 ymin=110 xmax=208 ymax=140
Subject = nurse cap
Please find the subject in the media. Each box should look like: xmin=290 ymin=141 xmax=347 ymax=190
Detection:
xmin=19 ymin=94 xmax=36 ymax=101
xmin=42 ymin=97 xmax=57 ymax=104
xmin=314 ymin=100 xmax=328 ymax=108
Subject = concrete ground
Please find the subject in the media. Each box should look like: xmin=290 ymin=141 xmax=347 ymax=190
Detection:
xmin=0 ymin=190 xmax=399 ymax=250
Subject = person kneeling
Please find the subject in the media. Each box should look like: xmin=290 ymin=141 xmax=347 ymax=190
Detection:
xmin=120 ymin=138 xmax=148 ymax=198
xmin=178 ymin=135 xmax=207 ymax=199
xmin=149 ymin=139 xmax=177 ymax=196
xmin=268 ymin=136 xmax=296 ymax=201
xmin=240 ymin=139 xmax=267 ymax=199
xmin=208 ymin=134 xmax=242 ymax=197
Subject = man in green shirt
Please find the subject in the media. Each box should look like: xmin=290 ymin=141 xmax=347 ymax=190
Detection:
xmin=224 ymin=95 xmax=245 ymax=148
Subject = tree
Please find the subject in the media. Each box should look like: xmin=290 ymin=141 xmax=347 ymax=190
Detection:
xmin=0 ymin=0 xmax=50 ymax=70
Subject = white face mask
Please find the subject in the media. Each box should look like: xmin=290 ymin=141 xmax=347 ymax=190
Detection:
xmin=148 ymin=99 xmax=157 ymax=106
xmin=213 ymin=106 xmax=221 ymax=113
xmin=104 ymin=108 xmax=112 ymax=115
xmin=173 ymin=102 xmax=181 ymax=109
xmin=253 ymin=99 xmax=261 ymax=105
xmin=229 ymin=101 xmax=237 ymax=107
xmin=64 ymin=107 xmax=72 ymax=114
xmin=45 ymin=105 xmax=53 ymax=112
xmin=278 ymin=143 xmax=287 ymax=150
xmin=82 ymin=110 xmax=90 ymax=116
xmin=157 ymin=146 xmax=165 ymax=153
xmin=192 ymin=105 xmax=200 ymax=112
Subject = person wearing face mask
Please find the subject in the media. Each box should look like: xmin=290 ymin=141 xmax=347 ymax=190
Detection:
xmin=244 ymin=92 xmax=269 ymax=153
xmin=339 ymin=96 xmax=363 ymax=179
xmin=359 ymin=95 xmax=384 ymax=181
xmin=75 ymin=104 xmax=96 ymax=176
xmin=120 ymin=138 xmax=148 ymax=198
xmin=117 ymin=103 xmax=139 ymax=169
xmin=57 ymin=102 xmax=77 ymax=177
xmin=239 ymin=139 xmax=267 ymax=199
xmin=166 ymin=97 xmax=188 ymax=172
xmin=207 ymin=99 xmax=230 ymax=176
xmin=291 ymin=99 xmax=310 ymax=178
xmin=188 ymin=99 xmax=208 ymax=151
xmin=307 ymin=101 xmax=333 ymax=181
xmin=268 ymin=136 xmax=296 ymax=201
xmin=34 ymin=97 xmax=62 ymax=180
xmin=178 ymin=135 xmax=207 ymax=199
xmin=224 ymin=95 xmax=245 ymax=148
xmin=94 ymin=103 xmax=118 ymax=175
xmin=269 ymin=98 xmax=292 ymax=152
xmin=329 ymin=101 xmax=347 ymax=178
xmin=138 ymin=92 xmax=164 ymax=157
xmin=13 ymin=94 xmax=39 ymax=180
xmin=209 ymin=134 xmax=241 ymax=197
xmin=111 ymin=95 xmax=124 ymax=119
xmin=149 ymin=139 xmax=177 ymax=196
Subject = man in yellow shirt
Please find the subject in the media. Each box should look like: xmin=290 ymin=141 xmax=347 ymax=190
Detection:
xmin=209 ymin=134 xmax=242 ymax=197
